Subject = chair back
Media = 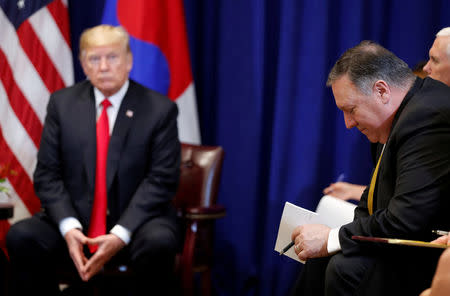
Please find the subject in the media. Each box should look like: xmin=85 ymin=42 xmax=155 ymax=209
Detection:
xmin=173 ymin=143 xmax=224 ymax=210
xmin=173 ymin=143 xmax=225 ymax=296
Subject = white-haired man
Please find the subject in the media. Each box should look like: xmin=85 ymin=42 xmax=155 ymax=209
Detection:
xmin=418 ymin=27 xmax=450 ymax=296
xmin=423 ymin=27 xmax=450 ymax=86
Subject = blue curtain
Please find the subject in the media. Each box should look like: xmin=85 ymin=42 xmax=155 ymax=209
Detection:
xmin=69 ymin=1 xmax=450 ymax=295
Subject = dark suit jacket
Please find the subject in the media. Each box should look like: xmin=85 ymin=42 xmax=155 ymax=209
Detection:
xmin=34 ymin=80 xmax=181 ymax=234
xmin=339 ymin=77 xmax=450 ymax=253
xmin=335 ymin=77 xmax=450 ymax=294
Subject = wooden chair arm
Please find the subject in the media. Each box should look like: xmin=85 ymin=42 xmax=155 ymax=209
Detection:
xmin=185 ymin=205 xmax=226 ymax=220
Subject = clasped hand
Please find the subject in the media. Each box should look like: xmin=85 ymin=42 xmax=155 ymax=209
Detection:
xmin=64 ymin=229 xmax=125 ymax=281
xmin=291 ymin=224 xmax=331 ymax=262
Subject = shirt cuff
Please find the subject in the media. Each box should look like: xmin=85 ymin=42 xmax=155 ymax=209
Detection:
xmin=110 ymin=224 xmax=131 ymax=245
xmin=327 ymin=227 xmax=342 ymax=254
xmin=59 ymin=217 xmax=83 ymax=237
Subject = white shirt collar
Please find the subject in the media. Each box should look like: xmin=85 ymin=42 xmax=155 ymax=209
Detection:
xmin=93 ymin=80 xmax=130 ymax=109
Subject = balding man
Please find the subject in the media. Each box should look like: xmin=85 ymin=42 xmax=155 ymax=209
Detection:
xmin=289 ymin=40 xmax=450 ymax=296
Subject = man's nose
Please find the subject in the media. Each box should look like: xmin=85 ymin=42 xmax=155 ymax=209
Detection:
xmin=344 ymin=113 xmax=356 ymax=129
xmin=423 ymin=60 xmax=432 ymax=75
xmin=99 ymin=57 xmax=110 ymax=70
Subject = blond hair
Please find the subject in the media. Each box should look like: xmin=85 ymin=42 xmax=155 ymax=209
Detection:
xmin=79 ymin=25 xmax=130 ymax=57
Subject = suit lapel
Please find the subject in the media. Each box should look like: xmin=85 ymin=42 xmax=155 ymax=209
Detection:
xmin=106 ymin=83 xmax=139 ymax=189
xmin=80 ymin=85 xmax=97 ymax=193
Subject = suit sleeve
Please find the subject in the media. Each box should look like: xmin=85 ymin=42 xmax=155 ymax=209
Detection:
xmin=117 ymin=102 xmax=181 ymax=233
xmin=33 ymin=95 xmax=79 ymax=224
xmin=339 ymin=111 xmax=450 ymax=256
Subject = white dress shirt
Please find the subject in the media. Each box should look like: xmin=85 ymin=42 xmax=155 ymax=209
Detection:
xmin=59 ymin=80 xmax=132 ymax=244
xmin=327 ymin=227 xmax=341 ymax=253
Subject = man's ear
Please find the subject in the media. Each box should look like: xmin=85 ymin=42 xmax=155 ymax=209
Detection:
xmin=79 ymin=51 xmax=89 ymax=77
xmin=373 ymin=80 xmax=390 ymax=104
xmin=126 ymin=52 xmax=133 ymax=73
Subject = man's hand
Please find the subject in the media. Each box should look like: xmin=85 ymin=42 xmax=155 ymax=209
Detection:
xmin=431 ymin=235 xmax=450 ymax=245
xmin=291 ymin=224 xmax=330 ymax=261
xmin=65 ymin=230 xmax=126 ymax=282
xmin=323 ymin=182 xmax=365 ymax=201
xmin=64 ymin=229 xmax=89 ymax=280
xmin=81 ymin=234 xmax=126 ymax=281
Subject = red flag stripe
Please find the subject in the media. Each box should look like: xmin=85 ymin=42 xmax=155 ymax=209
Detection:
xmin=0 ymin=133 xmax=41 ymax=215
xmin=17 ymin=21 xmax=66 ymax=94
xmin=47 ymin=0 xmax=71 ymax=47
xmin=0 ymin=49 xmax=43 ymax=148
xmin=29 ymin=6 xmax=74 ymax=87
xmin=0 ymin=82 xmax=37 ymax=181
xmin=0 ymin=7 xmax=49 ymax=123
xmin=165 ymin=3 xmax=193 ymax=100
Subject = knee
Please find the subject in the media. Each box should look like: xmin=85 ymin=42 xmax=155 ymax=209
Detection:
xmin=131 ymin=228 xmax=178 ymax=268
xmin=325 ymin=254 xmax=345 ymax=288
xmin=6 ymin=218 xmax=57 ymax=261
xmin=325 ymin=253 xmax=376 ymax=295
xmin=137 ymin=229 xmax=177 ymax=256
xmin=6 ymin=220 xmax=35 ymax=253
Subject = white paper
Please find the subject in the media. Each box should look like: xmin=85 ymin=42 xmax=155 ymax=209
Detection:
xmin=316 ymin=195 xmax=356 ymax=228
xmin=274 ymin=202 xmax=320 ymax=262
xmin=274 ymin=196 xmax=356 ymax=263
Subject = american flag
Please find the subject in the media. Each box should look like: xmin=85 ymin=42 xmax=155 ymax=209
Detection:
xmin=0 ymin=0 xmax=73 ymax=250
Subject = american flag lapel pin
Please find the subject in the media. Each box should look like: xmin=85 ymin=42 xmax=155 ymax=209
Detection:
xmin=126 ymin=110 xmax=134 ymax=118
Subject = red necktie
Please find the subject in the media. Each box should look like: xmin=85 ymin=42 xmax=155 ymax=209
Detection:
xmin=88 ymin=99 xmax=112 ymax=252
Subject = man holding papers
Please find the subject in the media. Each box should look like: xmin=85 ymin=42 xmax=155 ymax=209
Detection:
xmin=289 ymin=41 xmax=450 ymax=296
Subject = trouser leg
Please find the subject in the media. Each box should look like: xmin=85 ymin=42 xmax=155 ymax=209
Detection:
xmin=288 ymin=257 xmax=331 ymax=296
xmin=102 ymin=216 xmax=179 ymax=296
xmin=325 ymin=252 xmax=375 ymax=296
xmin=6 ymin=215 xmax=68 ymax=296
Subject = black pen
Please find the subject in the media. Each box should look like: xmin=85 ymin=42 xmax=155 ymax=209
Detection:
xmin=432 ymin=230 xmax=449 ymax=236
xmin=279 ymin=241 xmax=295 ymax=255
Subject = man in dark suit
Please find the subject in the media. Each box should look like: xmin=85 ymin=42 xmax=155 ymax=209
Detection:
xmin=289 ymin=41 xmax=450 ymax=296
xmin=6 ymin=25 xmax=181 ymax=295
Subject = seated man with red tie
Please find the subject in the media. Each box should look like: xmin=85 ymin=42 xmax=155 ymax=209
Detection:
xmin=6 ymin=25 xmax=181 ymax=295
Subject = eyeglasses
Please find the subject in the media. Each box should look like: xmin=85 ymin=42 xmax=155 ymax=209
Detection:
xmin=86 ymin=53 xmax=121 ymax=67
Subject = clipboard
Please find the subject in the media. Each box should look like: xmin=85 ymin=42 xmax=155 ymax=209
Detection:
xmin=352 ymin=235 xmax=449 ymax=249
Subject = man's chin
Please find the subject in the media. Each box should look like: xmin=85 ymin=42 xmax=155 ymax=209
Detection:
xmin=96 ymin=84 xmax=116 ymax=96
xmin=363 ymin=133 xmax=377 ymax=143
xmin=365 ymin=134 xmax=383 ymax=144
